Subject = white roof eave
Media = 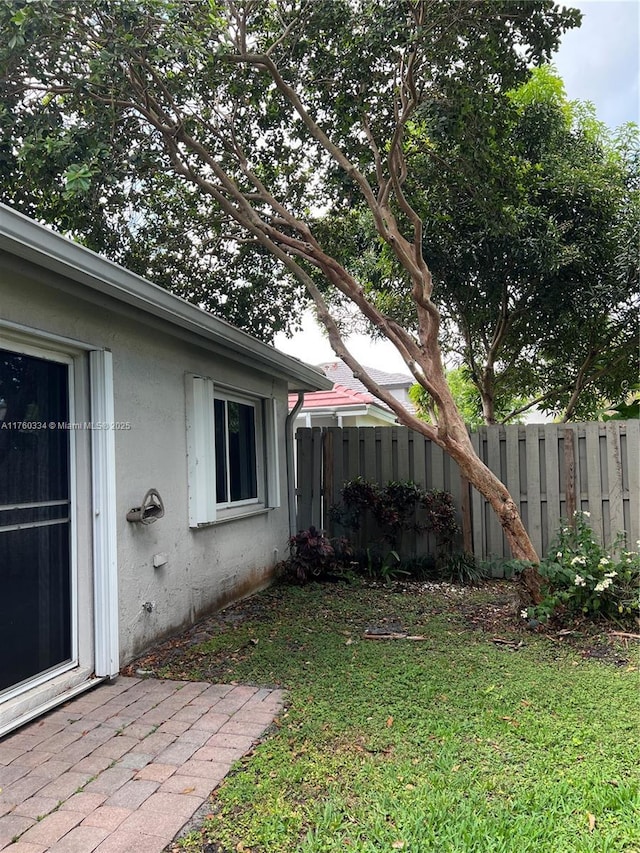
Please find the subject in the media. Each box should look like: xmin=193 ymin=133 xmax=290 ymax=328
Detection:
xmin=296 ymin=404 xmax=397 ymax=424
xmin=0 ymin=204 xmax=332 ymax=393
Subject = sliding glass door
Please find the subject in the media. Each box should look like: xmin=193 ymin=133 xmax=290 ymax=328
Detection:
xmin=0 ymin=346 xmax=74 ymax=694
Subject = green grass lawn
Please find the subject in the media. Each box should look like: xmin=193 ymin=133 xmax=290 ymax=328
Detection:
xmin=149 ymin=580 xmax=640 ymax=853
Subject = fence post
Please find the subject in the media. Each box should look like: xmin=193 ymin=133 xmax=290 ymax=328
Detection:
xmin=605 ymin=421 xmax=625 ymax=542
xmin=564 ymin=427 xmax=576 ymax=527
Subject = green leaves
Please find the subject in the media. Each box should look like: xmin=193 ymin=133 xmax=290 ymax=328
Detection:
xmin=62 ymin=162 xmax=95 ymax=197
xmin=0 ymin=0 xmax=590 ymax=359
xmin=404 ymin=67 xmax=639 ymax=423
xmin=534 ymin=512 xmax=640 ymax=625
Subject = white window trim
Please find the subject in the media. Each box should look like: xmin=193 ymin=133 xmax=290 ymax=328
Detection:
xmin=186 ymin=376 xmax=280 ymax=527
xmin=186 ymin=376 xmax=217 ymax=526
xmin=264 ymin=397 xmax=280 ymax=509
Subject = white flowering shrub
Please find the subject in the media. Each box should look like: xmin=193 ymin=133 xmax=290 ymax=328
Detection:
xmin=525 ymin=511 xmax=640 ymax=624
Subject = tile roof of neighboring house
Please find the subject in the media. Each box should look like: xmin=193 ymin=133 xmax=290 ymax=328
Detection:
xmin=318 ymin=361 xmax=417 ymax=416
xmin=287 ymin=382 xmax=398 ymax=425
xmin=288 ymin=360 xmax=417 ymax=419
xmin=288 ymin=383 xmax=377 ymax=410
xmin=319 ymin=361 xmax=414 ymax=394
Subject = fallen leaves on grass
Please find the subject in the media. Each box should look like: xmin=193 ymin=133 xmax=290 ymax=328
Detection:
xmin=363 ymin=632 xmax=428 ymax=641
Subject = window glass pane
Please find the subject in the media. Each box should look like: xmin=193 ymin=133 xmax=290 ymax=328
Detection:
xmin=228 ymin=401 xmax=257 ymax=502
xmin=214 ymin=398 xmax=227 ymax=503
xmin=0 ymin=349 xmax=69 ymax=507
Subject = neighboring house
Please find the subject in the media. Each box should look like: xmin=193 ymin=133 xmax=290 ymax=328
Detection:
xmin=288 ymin=360 xmax=415 ymax=429
xmin=0 ymin=204 xmax=330 ymax=736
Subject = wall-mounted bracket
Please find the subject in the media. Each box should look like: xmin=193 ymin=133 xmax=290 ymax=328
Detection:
xmin=126 ymin=488 xmax=165 ymax=525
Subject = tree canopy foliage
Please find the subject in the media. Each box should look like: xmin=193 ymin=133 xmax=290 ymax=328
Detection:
xmin=323 ymin=66 xmax=639 ymax=424
xmin=421 ymin=68 xmax=639 ymax=424
xmin=0 ymin=1 xmax=308 ymax=340
xmin=409 ymin=367 xmax=528 ymax=429
xmin=0 ymin=0 xmax=586 ymax=581
xmin=0 ymin=1 xmax=583 ymax=345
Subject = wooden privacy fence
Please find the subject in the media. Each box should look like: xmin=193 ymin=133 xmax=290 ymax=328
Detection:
xmin=295 ymin=421 xmax=639 ymax=569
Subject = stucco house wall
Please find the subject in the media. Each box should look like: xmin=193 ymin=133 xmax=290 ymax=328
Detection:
xmin=0 ymin=205 xmax=329 ymax=734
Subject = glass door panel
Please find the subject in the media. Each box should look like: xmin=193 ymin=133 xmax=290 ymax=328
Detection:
xmin=0 ymin=348 xmax=72 ymax=693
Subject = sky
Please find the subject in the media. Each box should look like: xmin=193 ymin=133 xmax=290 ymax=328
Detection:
xmin=274 ymin=0 xmax=640 ymax=374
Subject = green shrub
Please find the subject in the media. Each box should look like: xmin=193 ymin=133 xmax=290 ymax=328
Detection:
xmin=283 ymin=527 xmax=352 ymax=584
xmin=331 ymin=478 xmax=463 ymax=583
xmin=396 ymin=553 xmax=437 ymax=581
xmin=333 ymin=477 xmax=459 ymax=550
xmin=439 ymin=551 xmax=487 ymax=586
xmin=524 ymin=511 xmax=640 ymax=625
xmin=479 ymin=557 xmax=530 ymax=579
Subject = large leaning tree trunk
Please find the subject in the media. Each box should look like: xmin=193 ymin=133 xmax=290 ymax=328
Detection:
xmin=0 ymin=1 xmax=580 ymax=603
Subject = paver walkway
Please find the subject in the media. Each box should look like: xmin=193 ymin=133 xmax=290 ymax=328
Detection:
xmin=0 ymin=677 xmax=285 ymax=853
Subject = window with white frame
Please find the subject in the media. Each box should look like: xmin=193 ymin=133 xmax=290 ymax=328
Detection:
xmin=186 ymin=375 xmax=279 ymax=526
xmin=214 ymin=395 xmax=257 ymax=505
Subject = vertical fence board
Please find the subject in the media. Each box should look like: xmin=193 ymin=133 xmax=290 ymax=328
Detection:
xmin=379 ymin=427 xmax=393 ymax=484
xmin=460 ymin=475 xmax=473 ymax=554
xmin=361 ymin=428 xmax=376 ymax=480
xmin=543 ymin=424 xmax=561 ymax=553
xmin=295 ymin=428 xmax=312 ymax=531
xmin=584 ymin=423 xmax=604 ymax=540
xmin=396 ymin=428 xmax=410 ymax=481
xmin=577 ymin=428 xmax=588 ymax=505
xmin=322 ymin=428 xmax=334 ymax=534
xmin=361 ymin=428 xmax=377 ymax=546
xmin=564 ymin=428 xmax=576 ymax=522
xmin=344 ymin=428 xmax=360 ymax=481
xmin=625 ymin=420 xmax=639 ymax=548
xmin=431 ymin=442 xmax=446 ymax=492
xmin=330 ymin=427 xmax=344 ymax=533
xmin=470 ymin=430 xmax=485 ymax=558
xmin=505 ymin=426 xmax=521 ymax=536
xmin=505 ymin=428 xmax=521 ymax=489
xmin=524 ymin=427 xmax=543 ymax=557
xmin=447 ymin=456 xmax=463 ymax=548
xmin=446 ymin=454 xmax=460 ymax=498
xmin=310 ymin=427 xmax=323 ymax=529
xmin=486 ymin=426 xmax=504 ymax=557
xmin=412 ymin=433 xmax=427 ymax=489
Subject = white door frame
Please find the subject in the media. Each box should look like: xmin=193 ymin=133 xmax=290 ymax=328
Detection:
xmin=90 ymin=349 xmax=119 ymax=677
xmin=0 ymin=321 xmax=119 ymax=732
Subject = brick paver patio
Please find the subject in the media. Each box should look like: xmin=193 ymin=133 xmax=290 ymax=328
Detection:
xmin=0 ymin=677 xmax=285 ymax=852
